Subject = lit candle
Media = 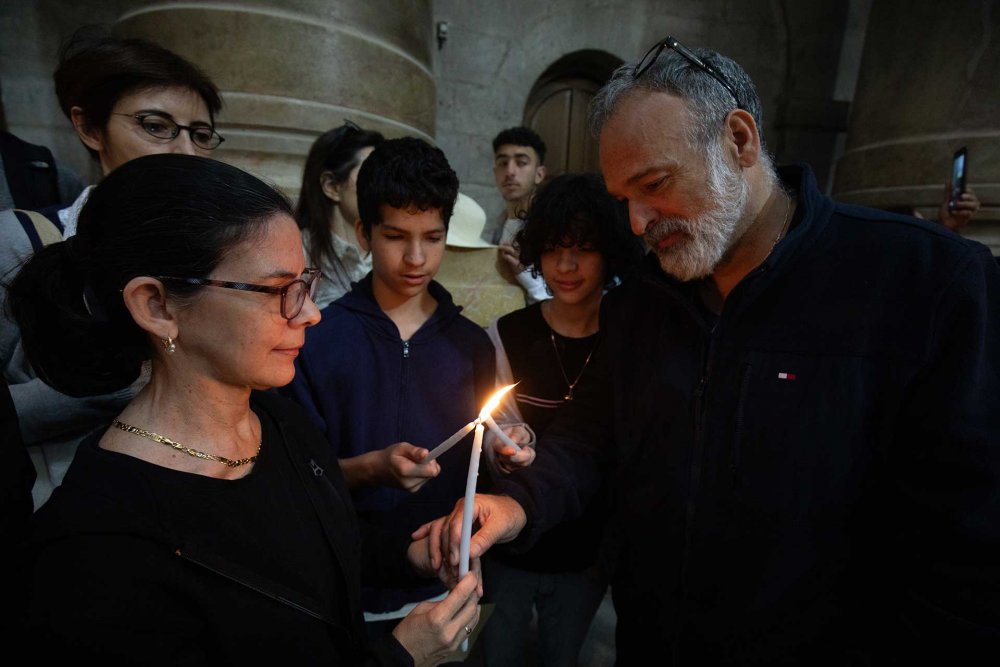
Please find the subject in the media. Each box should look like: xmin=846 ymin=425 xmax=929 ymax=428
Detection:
xmin=458 ymin=421 xmax=484 ymax=652
xmin=454 ymin=383 xmax=517 ymax=651
xmin=426 ymin=384 xmax=518 ymax=460
xmin=426 ymin=420 xmax=477 ymax=461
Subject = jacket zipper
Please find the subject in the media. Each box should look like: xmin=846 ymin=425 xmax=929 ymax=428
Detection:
xmin=731 ymin=362 xmax=753 ymax=487
xmin=676 ymin=322 xmax=717 ymax=662
xmin=174 ymin=549 xmax=339 ymax=626
xmin=397 ymin=340 xmax=410 ymax=441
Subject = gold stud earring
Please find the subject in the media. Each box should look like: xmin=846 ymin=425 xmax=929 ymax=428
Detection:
xmin=162 ymin=336 xmax=176 ymax=354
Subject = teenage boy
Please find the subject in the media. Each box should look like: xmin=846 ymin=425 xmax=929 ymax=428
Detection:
xmin=284 ymin=136 xmax=530 ymax=636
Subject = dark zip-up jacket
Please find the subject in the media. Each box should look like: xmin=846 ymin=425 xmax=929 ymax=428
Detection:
xmin=494 ymin=164 xmax=1000 ymax=665
xmin=285 ymin=275 xmax=495 ymax=613
xmin=16 ymin=392 xmax=415 ymax=665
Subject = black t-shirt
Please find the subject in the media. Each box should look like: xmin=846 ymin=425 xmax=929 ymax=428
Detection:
xmin=495 ymin=303 xmax=608 ymax=573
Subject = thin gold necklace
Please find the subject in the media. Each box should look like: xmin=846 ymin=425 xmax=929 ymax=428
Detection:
xmin=112 ymin=419 xmax=261 ymax=468
xmin=767 ymin=194 xmax=793 ymax=257
xmin=549 ymin=329 xmax=598 ymax=401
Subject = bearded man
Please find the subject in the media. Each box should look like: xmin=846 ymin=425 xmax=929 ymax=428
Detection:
xmin=422 ymin=38 xmax=1000 ymax=664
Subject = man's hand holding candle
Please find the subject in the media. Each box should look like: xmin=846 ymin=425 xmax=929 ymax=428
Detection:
xmin=412 ymin=494 xmax=528 ymax=580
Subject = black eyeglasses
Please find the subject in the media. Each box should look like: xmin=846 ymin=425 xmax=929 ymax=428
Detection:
xmin=113 ymin=112 xmax=225 ymax=150
xmin=158 ymin=268 xmax=320 ymax=320
xmin=632 ymin=36 xmax=745 ymax=111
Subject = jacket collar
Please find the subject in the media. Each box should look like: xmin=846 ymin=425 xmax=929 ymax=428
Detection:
xmin=333 ymin=272 xmax=464 ymax=340
xmin=637 ymin=162 xmax=833 ymax=298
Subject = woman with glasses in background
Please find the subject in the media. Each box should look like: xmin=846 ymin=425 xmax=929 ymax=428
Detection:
xmin=1 ymin=27 xmax=227 ymax=509
xmin=296 ymin=121 xmax=385 ymax=309
xmin=9 ymin=153 xmax=481 ymax=665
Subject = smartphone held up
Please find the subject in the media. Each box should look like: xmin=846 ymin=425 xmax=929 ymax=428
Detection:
xmin=948 ymin=147 xmax=967 ymax=212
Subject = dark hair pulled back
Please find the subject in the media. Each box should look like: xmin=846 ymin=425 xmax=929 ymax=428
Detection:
xmin=295 ymin=122 xmax=384 ymax=269
xmin=8 ymin=153 xmax=291 ymax=397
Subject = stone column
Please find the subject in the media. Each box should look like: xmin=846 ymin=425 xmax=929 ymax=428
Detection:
xmin=832 ymin=0 xmax=999 ymax=251
xmin=114 ymin=0 xmax=436 ymax=199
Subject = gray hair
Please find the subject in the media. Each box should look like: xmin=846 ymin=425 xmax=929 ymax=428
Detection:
xmin=590 ymin=43 xmax=768 ymax=151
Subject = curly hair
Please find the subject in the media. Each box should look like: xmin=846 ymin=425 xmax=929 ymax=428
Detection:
xmin=515 ymin=173 xmax=644 ymax=288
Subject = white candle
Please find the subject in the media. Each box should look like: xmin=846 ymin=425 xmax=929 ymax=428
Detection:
xmin=484 ymin=415 xmax=521 ymax=453
xmin=458 ymin=421 xmax=484 ymax=652
xmin=426 ymin=420 xmax=477 ymax=461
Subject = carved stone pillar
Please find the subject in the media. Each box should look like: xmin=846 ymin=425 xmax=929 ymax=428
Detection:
xmin=114 ymin=1 xmax=436 ymax=198
xmin=832 ymin=0 xmax=999 ymax=251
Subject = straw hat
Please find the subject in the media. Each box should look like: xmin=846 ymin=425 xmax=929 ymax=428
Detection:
xmin=447 ymin=193 xmax=495 ymax=248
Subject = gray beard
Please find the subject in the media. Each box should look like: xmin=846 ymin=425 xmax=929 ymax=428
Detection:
xmin=644 ymin=141 xmax=749 ymax=282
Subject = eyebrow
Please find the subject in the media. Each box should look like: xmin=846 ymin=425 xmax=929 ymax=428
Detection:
xmin=131 ymin=108 xmax=212 ymax=126
xmin=625 ymin=162 xmax=679 ymax=187
xmin=255 ymin=268 xmax=300 ymax=282
xmin=495 ymin=150 xmax=534 ymax=161
xmin=379 ymin=222 xmax=446 ymax=234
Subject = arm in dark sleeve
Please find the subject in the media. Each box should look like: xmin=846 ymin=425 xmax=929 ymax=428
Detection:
xmin=897 ymin=245 xmax=1000 ymax=645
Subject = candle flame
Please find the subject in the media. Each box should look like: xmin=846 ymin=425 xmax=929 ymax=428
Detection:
xmin=479 ymin=383 xmax=517 ymax=420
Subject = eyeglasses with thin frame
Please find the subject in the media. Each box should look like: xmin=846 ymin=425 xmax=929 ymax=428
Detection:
xmin=632 ymin=36 xmax=746 ymax=111
xmin=157 ymin=268 xmax=320 ymax=320
xmin=113 ymin=112 xmax=225 ymax=150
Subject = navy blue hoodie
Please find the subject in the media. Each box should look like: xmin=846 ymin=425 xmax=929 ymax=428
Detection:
xmin=284 ymin=274 xmax=495 ymax=613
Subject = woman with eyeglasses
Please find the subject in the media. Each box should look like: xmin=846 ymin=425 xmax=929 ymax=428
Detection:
xmin=0 ymin=27 xmax=229 ymax=509
xmin=8 ymin=153 xmax=481 ymax=664
xmin=296 ymin=121 xmax=385 ymax=309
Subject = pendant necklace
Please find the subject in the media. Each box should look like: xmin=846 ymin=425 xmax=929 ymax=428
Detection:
xmin=549 ymin=329 xmax=598 ymax=401
xmin=112 ymin=419 xmax=261 ymax=468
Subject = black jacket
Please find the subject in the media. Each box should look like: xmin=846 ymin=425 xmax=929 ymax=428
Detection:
xmin=17 ymin=392 xmax=415 ymax=665
xmin=495 ymin=164 xmax=1000 ymax=665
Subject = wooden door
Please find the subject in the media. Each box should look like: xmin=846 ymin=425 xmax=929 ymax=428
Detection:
xmin=524 ymin=77 xmax=602 ymax=178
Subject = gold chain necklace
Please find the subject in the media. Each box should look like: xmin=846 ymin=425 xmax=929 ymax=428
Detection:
xmin=767 ymin=194 xmax=793 ymax=257
xmin=549 ymin=330 xmax=598 ymax=401
xmin=112 ymin=419 xmax=261 ymax=468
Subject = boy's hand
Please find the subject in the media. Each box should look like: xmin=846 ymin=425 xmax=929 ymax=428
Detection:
xmin=340 ymin=443 xmax=440 ymax=491
xmin=381 ymin=442 xmax=440 ymax=492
